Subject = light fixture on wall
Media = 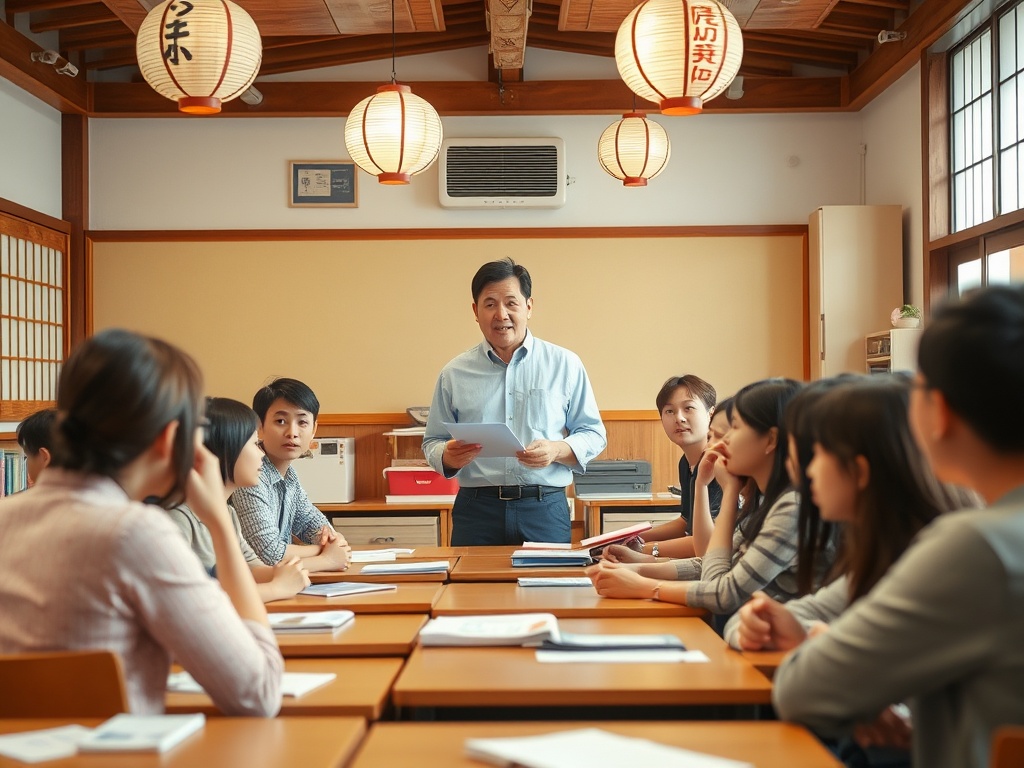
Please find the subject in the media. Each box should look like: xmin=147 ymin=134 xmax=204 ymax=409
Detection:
xmin=597 ymin=112 xmax=671 ymax=187
xmin=136 ymin=0 xmax=262 ymax=115
xmin=343 ymin=0 xmax=443 ymax=184
xmin=615 ymin=0 xmax=743 ymax=116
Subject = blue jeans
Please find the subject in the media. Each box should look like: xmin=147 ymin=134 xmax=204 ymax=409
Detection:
xmin=451 ymin=487 xmax=571 ymax=545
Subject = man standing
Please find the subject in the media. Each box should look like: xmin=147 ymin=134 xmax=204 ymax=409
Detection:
xmin=423 ymin=258 xmax=607 ymax=545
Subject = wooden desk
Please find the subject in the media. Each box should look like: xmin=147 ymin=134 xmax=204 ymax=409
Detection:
xmin=0 ymin=718 xmax=367 ymax=768
xmin=450 ymin=555 xmax=588 ymax=582
xmin=349 ymin=721 xmax=842 ymax=768
xmin=577 ymin=495 xmax=682 ymax=538
xmin=740 ymin=649 xmax=790 ymax=678
xmin=276 ymin=614 xmax=427 ymax=657
xmin=309 ymin=559 xmax=456 ymax=584
xmin=265 ymin=583 xmax=443 ymax=614
xmin=392 ymin=617 xmax=772 ymax=708
xmin=166 ymin=657 xmax=402 ymax=719
xmin=433 ymin=582 xmax=704 ymax=618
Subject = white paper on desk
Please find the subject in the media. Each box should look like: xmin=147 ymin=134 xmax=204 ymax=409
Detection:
xmin=168 ymin=671 xmax=336 ymax=698
xmin=349 ymin=551 xmax=398 ymax=563
xmin=534 ymin=649 xmax=709 ymax=663
xmin=441 ymin=421 xmax=526 ymax=458
xmin=0 ymin=725 xmax=92 ymax=763
xmin=517 ymin=577 xmax=594 ymax=587
xmin=465 ymin=727 xmax=753 ymax=768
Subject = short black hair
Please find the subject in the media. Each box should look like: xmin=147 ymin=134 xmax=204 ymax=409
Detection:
xmin=655 ymin=375 xmax=716 ymax=413
xmin=471 ymin=257 xmax=532 ymax=303
xmin=918 ymin=284 xmax=1024 ymax=452
xmin=16 ymin=408 xmax=58 ymax=455
xmin=252 ymin=377 xmax=320 ymax=422
xmin=204 ymin=397 xmax=260 ymax=484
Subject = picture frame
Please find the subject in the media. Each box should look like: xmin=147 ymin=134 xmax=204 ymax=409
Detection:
xmin=289 ymin=161 xmax=358 ymax=208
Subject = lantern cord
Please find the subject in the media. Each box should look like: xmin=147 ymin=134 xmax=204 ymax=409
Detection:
xmin=390 ymin=0 xmax=397 ymax=83
xmin=498 ymin=68 xmax=505 ymax=105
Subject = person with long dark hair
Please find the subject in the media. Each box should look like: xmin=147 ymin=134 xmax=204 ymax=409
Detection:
xmin=166 ymin=397 xmax=311 ymax=602
xmin=588 ymin=378 xmax=810 ymax=615
xmin=0 ymin=329 xmax=283 ymax=715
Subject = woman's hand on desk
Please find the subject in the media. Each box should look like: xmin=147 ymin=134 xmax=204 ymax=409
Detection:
xmin=735 ymin=591 xmax=807 ymax=651
xmin=585 ymin=560 xmax=657 ymax=599
xmin=601 ymin=544 xmax=657 ymax=564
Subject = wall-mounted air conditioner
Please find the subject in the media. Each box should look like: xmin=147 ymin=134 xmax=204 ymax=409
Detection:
xmin=439 ymin=137 xmax=566 ymax=209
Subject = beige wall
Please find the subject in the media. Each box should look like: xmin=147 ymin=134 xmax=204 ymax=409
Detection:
xmin=91 ymin=235 xmax=806 ymax=413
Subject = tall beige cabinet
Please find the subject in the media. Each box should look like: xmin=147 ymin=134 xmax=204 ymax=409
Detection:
xmin=808 ymin=205 xmax=904 ymax=379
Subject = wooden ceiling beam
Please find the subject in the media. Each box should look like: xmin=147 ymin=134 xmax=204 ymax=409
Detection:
xmin=83 ymin=46 xmax=135 ymax=69
xmin=744 ymin=30 xmax=865 ymax=52
xmin=0 ymin=19 xmax=89 ymax=112
xmin=816 ymin=22 xmax=880 ymax=39
xmin=96 ymin=0 xmax=144 ymax=33
xmin=57 ymin=19 xmax=132 ymax=50
xmin=743 ymin=40 xmax=858 ymax=66
xmin=90 ymin=76 xmax=846 ymax=116
xmin=29 ymin=3 xmax=114 ymax=32
xmin=7 ymin=0 xmax=95 ymax=12
xmin=838 ymin=0 xmax=906 ymax=8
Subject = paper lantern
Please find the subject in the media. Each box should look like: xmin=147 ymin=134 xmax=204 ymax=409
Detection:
xmin=615 ymin=0 xmax=743 ymax=116
xmin=137 ymin=0 xmax=262 ymax=115
xmin=598 ymin=112 xmax=671 ymax=186
xmin=344 ymin=84 xmax=443 ymax=185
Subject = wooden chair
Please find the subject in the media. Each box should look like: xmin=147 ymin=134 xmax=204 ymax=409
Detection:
xmin=991 ymin=726 xmax=1024 ymax=768
xmin=0 ymin=650 xmax=128 ymax=718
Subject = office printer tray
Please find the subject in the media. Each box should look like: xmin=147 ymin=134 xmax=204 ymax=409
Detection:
xmin=575 ymin=460 xmax=652 ymax=490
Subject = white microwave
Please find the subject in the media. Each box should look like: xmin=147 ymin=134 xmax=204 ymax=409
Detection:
xmin=291 ymin=437 xmax=355 ymax=504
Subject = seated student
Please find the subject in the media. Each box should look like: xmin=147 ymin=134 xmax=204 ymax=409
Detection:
xmin=166 ymin=397 xmax=312 ymax=602
xmin=232 ymin=378 xmax=351 ymax=571
xmin=15 ymin=407 xmax=57 ymax=485
xmin=588 ymin=378 xmax=810 ymax=617
xmin=0 ymin=329 xmax=282 ymax=715
xmin=603 ymin=376 xmax=723 ymax=563
xmin=708 ymin=395 xmax=733 ymax=441
xmin=772 ymin=285 xmax=1024 ymax=768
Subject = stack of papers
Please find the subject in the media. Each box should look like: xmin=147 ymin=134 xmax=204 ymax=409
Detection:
xmin=349 ymin=551 xmax=397 ymax=563
xmin=299 ymin=582 xmax=397 ymax=598
xmin=360 ymin=560 xmax=449 ymax=575
xmin=0 ymin=725 xmax=92 ymax=762
xmin=510 ymin=549 xmax=593 ymax=567
xmin=269 ymin=610 xmax=355 ymax=633
xmin=517 ymin=577 xmax=594 ymax=588
xmin=419 ymin=613 xmax=560 ymax=647
xmin=168 ymin=671 xmax=336 ymax=699
xmin=465 ymin=728 xmax=753 ymax=768
xmin=0 ymin=716 xmax=208 ymax=761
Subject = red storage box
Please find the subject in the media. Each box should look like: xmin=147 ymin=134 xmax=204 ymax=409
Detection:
xmin=384 ymin=467 xmax=460 ymax=495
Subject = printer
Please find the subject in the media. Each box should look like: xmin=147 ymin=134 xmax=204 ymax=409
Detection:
xmin=573 ymin=459 xmax=652 ymax=498
xmin=291 ymin=437 xmax=355 ymax=503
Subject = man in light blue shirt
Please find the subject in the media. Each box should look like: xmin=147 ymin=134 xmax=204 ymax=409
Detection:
xmin=422 ymin=258 xmax=607 ymax=545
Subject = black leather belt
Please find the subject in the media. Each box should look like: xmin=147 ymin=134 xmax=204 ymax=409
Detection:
xmin=467 ymin=485 xmax=565 ymax=501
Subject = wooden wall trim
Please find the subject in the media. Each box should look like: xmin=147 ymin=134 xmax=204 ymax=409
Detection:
xmin=0 ymin=197 xmax=70 ymax=233
xmin=601 ymin=410 xmax=658 ymax=421
xmin=63 ymin=115 xmax=89 ymax=350
xmin=928 ymin=208 xmax=1024 ymax=251
xmin=87 ymin=225 xmax=809 ymax=242
xmin=316 ymin=410 xmax=660 ymax=425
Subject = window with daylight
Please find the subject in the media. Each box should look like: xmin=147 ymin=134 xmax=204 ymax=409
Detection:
xmin=0 ymin=211 xmax=70 ymax=421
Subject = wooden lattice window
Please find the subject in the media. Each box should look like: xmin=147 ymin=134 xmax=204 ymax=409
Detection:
xmin=0 ymin=211 xmax=70 ymax=421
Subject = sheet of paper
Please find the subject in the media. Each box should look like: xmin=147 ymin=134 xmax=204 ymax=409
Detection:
xmin=465 ymin=728 xmax=753 ymax=768
xmin=517 ymin=577 xmax=594 ymax=587
xmin=168 ymin=671 xmax=336 ymax=698
xmin=441 ymin=421 xmax=526 ymax=458
xmin=0 ymin=725 xmax=92 ymax=763
xmin=534 ymin=649 xmax=709 ymax=663
xmin=349 ymin=551 xmax=398 ymax=563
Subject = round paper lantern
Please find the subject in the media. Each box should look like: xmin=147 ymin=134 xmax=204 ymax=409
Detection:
xmin=615 ymin=0 xmax=743 ymax=116
xmin=598 ymin=112 xmax=671 ymax=187
xmin=344 ymin=84 xmax=443 ymax=185
xmin=137 ymin=0 xmax=262 ymax=115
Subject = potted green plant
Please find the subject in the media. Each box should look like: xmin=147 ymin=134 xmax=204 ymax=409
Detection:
xmin=891 ymin=304 xmax=922 ymax=328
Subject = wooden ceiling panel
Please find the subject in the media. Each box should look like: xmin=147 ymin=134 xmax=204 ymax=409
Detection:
xmin=558 ymin=0 xmax=637 ymax=32
xmin=741 ymin=0 xmax=840 ymax=29
xmin=323 ymin=0 xmax=445 ymax=34
xmin=29 ymin=3 xmax=115 ymax=32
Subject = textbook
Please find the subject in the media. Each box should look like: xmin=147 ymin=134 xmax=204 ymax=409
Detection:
xmin=167 ymin=671 xmax=336 ymax=699
xmin=360 ymin=560 xmax=449 ymax=575
xmin=269 ymin=610 xmax=355 ymax=633
xmin=465 ymin=728 xmax=753 ymax=768
xmin=510 ymin=549 xmax=593 ymax=567
xmin=578 ymin=521 xmax=652 ymax=551
xmin=521 ymin=541 xmax=573 ymax=550
xmin=299 ymin=582 xmax=398 ymax=598
xmin=77 ymin=714 xmax=205 ymax=753
xmin=419 ymin=613 xmax=560 ymax=646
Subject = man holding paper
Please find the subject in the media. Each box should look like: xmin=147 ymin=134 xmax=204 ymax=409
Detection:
xmin=423 ymin=258 xmax=607 ymax=545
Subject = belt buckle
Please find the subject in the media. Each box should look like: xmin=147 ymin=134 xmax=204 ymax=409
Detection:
xmin=498 ymin=486 xmax=521 ymax=500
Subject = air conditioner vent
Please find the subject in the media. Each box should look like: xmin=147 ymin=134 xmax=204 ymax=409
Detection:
xmin=439 ymin=138 xmax=566 ymax=209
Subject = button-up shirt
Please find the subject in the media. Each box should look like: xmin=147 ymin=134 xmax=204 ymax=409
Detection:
xmin=423 ymin=330 xmax=607 ymax=488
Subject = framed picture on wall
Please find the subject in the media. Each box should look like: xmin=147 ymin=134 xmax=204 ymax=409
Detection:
xmin=289 ymin=161 xmax=358 ymax=207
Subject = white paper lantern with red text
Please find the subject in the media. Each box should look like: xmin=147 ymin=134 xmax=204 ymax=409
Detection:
xmin=615 ymin=0 xmax=743 ymax=116
xmin=598 ymin=112 xmax=671 ymax=186
xmin=136 ymin=0 xmax=262 ymax=115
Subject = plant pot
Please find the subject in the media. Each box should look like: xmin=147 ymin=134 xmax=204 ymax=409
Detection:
xmin=894 ymin=317 xmax=921 ymax=328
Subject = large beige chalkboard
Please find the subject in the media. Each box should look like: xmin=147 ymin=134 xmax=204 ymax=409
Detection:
xmin=91 ymin=234 xmax=806 ymax=413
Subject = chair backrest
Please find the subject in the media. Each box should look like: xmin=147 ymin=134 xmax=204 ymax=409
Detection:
xmin=991 ymin=726 xmax=1024 ymax=768
xmin=0 ymin=650 xmax=129 ymax=718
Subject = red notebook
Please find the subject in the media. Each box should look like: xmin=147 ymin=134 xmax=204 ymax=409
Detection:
xmin=578 ymin=521 xmax=652 ymax=550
